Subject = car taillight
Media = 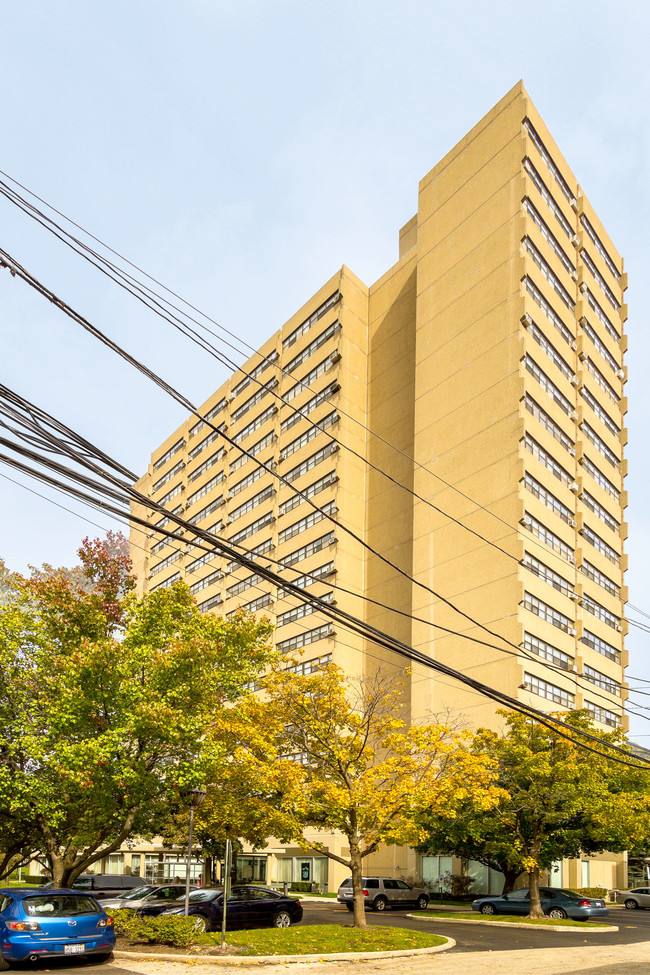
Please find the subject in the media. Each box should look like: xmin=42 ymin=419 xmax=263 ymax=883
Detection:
xmin=362 ymin=889 xmax=369 ymax=897
xmin=577 ymin=900 xmax=591 ymax=906
xmin=7 ymin=922 xmax=42 ymax=932
xmin=97 ymin=917 xmax=114 ymax=927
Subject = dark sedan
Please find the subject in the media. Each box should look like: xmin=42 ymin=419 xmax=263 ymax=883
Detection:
xmin=471 ymin=886 xmax=608 ymax=920
xmin=139 ymin=885 xmax=303 ymax=930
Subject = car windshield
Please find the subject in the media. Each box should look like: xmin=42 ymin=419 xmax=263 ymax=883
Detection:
xmin=23 ymin=896 xmax=101 ymax=917
xmin=121 ymin=886 xmax=157 ymax=900
xmin=188 ymin=890 xmax=219 ymax=903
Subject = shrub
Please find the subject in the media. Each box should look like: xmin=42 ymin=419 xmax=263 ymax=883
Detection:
xmin=110 ymin=909 xmax=139 ymax=938
xmin=289 ymin=881 xmax=318 ymax=893
xmin=124 ymin=914 xmax=199 ymax=949
xmin=566 ymin=887 xmax=609 ymax=900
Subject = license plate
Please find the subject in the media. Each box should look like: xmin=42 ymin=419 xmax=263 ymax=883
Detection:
xmin=64 ymin=944 xmax=85 ymax=954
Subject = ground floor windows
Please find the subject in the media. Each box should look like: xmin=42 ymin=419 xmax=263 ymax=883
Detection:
xmin=236 ymin=855 xmax=267 ymax=883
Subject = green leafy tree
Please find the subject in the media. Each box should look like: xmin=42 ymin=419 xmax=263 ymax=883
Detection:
xmin=421 ymin=710 xmax=650 ymax=918
xmin=205 ymin=664 xmax=500 ymax=927
xmin=0 ymin=535 xmax=274 ymax=886
xmin=419 ymin=806 xmax=525 ymax=895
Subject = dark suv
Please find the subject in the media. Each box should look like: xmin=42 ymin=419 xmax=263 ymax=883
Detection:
xmin=68 ymin=875 xmax=148 ymax=899
xmin=337 ymin=877 xmax=429 ymax=911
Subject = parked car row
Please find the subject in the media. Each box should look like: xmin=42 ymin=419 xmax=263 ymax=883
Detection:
xmin=0 ymin=882 xmax=304 ymax=968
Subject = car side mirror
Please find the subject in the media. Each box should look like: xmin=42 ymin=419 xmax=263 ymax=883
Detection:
xmin=503 ymin=894 xmax=509 ymax=900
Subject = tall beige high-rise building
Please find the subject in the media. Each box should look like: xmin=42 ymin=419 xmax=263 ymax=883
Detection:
xmin=131 ymin=82 xmax=628 ymax=892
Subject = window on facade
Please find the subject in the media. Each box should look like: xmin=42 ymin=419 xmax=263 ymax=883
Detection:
xmin=524 ymin=356 xmax=573 ymax=415
xmin=523 ymin=158 xmax=572 ymax=237
xmin=525 ymin=318 xmax=573 ymax=381
xmin=581 ymin=629 xmax=620 ymax=663
xmin=523 ymin=434 xmax=571 ymax=485
xmin=281 ymin=382 xmax=340 ymax=433
xmin=233 ymin=405 xmax=276 ymax=444
xmin=580 ymin=215 xmax=619 ymax=280
xmin=524 ymin=473 xmax=573 ymax=524
xmin=283 ymin=532 xmax=336 ymax=568
xmin=523 ymin=238 xmax=575 ymax=311
xmin=282 ymin=292 xmax=340 ymax=349
xmin=523 ymin=671 xmax=575 ymax=707
xmin=277 ymin=592 xmax=334 ymax=627
xmin=523 ymin=119 xmax=574 ymax=202
xmin=188 ymin=450 xmax=226 ymax=483
xmin=581 ymin=523 xmax=620 ymax=565
xmin=189 ymin=569 xmax=223 ymax=595
xmin=279 ymin=471 xmax=337 ymax=516
xmin=585 ymin=700 xmax=620 ymax=727
xmin=276 ymin=623 xmax=334 ymax=654
xmin=227 ymin=593 xmax=273 ymax=617
xmin=199 ymin=593 xmax=222 ymax=614
xmin=523 ymin=513 xmax=574 ymax=561
xmin=285 ymin=442 xmax=338 ymax=483
xmin=583 ymin=665 xmax=621 ymax=697
xmin=523 ymin=592 xmax=574 ymax=633
xmin=583 ymin=285 xmax=620 ymax=341
xmin=523 ymin=631 xmax=572 ymax=670
xmin=231 ymin=378 xmax=278 ymax=423
xmin=228 ymin=512 xmax=275 ymax=546
xmin=229 ymin=431 xmax=276 ymax=472
xmin=153 ymin=438 xmax=185 ymax=471
xmin=285 ymin=322 xmax=341 ymax=374
xmin=524 ymin=396 xmax=575 ymax=454
xmin=278 ymin=501 xmax=336 ymax=545
xmin=580 ymin=456 xmax=620 ymax=500
xmin=581 ymin=319 xmax=620 ymax=375
xmin=188 ymin=497 xmax=223 ymax=526
xmin=524 ymin=277 xmax=573 ymax=346
xmin=523 ymin=200 xmax=575 ymax=274
xmin=580 ymin=560 xmax=619 ymax=598
xmin=188 ymin=428 xmax=222 ymax=461
xmin=279 ymin=411 xmax=338 ymax=461
xmin=153 ymin=459 xmax=185 ymax=494
xmin=581 ymin=594 xmax=621 ymax=630
xmin=231 ymin=354 xmax=277 ymax=400
xmin=189 ymin=399 xmax=227 ymax=438
xmin=580 ymin=388 xmax=621 ymax=437
xmin=581 ymin=491 xmax=620 ymax=534
xmin=523 ymin=553 xmax=573 ymax=597
xmin=187 ymin=474 xmax=225 ymax=508
xmin=581 ymin=249 xmax=620 ymax=311
xmin=229 ymin=485 xmax=274 ymax=523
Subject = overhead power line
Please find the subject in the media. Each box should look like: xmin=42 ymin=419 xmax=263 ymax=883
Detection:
xmin=0 ymin=376 xmax=646 ymax=770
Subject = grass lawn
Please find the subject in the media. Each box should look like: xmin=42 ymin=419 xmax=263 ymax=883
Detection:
xmin=411 ymin=910 xmax=611 ymax=928
xmin=196 ymin=924 xmax=447 ymax=955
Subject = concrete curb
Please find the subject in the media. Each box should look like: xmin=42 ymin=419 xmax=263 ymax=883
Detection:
xmin=405 ymin=913 xmax=619 ymax=933
xmin=114 ymin=937 xmax=455 ymax=966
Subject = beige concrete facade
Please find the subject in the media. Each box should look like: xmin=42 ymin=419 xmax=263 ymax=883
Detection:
xmin=130 ymin=82 xmax=628 ymax=893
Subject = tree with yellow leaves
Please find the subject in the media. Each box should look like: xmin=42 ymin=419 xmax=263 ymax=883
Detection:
xmin=204 ymin=663 xmax=501 ymax=927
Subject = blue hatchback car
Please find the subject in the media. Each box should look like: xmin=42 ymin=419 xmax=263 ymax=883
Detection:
xmin=0 ymin=888 xmax=115 ymax=968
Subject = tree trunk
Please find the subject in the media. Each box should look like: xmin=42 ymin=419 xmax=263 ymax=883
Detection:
xmin=501 ymin=867 xmax=524 ymax=896
xmin=349 ymin=843 xmax=366 ymax=928
xmin=527 ymin=865 xmax=544 ymax=918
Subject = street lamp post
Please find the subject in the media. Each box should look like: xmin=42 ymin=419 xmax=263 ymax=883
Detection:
xmin=181 ymin=787 xmax=206 ymax=917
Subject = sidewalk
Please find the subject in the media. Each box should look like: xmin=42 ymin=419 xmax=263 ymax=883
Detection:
xmin=118 ymin=939 xmax=650 ymax=975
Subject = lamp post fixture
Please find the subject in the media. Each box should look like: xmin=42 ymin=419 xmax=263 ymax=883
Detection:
xmin=180 ymin=786 xmax=206 ymax=917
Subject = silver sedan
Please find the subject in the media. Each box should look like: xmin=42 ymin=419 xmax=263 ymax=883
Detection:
xmin=615 ymin=887 xmax=650 ymax=909
xmin=102 ymin=884 xmax=195 ymax=911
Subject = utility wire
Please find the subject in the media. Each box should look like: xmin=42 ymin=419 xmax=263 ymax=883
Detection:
xmin=0 ymin=173 xmax=616 ymax=584
xmin=0 ymin=382 xmax=646 ymax=770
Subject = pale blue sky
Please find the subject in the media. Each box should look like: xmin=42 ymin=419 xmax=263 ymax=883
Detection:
xmin=1 ymin=1 xmax=649 ymax=736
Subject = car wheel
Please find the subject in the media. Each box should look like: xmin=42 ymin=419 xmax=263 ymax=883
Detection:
xmin=416 ymin=895 xmax=429 ymax=910
xmin=373 ymin=896 xmax=388 ymax=912
xmin=272 ymin=910 xmax=292 ymax=928
xmin=192 ymin=914 xmax=209 ymax=933
xmin=548 ymin=907 xmax=567 ymax=920
xmin=480 ymin=903 xmax=496 ymax=915
xmin=625 ymin=899 xmax=639 ymax=910
xmin=345 ymin=903 xmax=354 ymax=912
